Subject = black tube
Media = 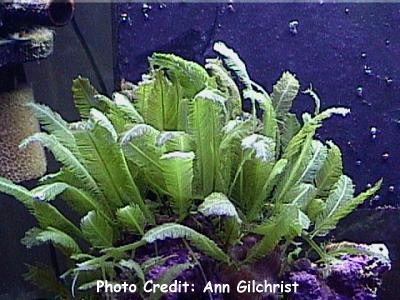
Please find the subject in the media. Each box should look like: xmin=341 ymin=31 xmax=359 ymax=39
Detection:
xmin=2 ymin=0 xmax=74 ymax=27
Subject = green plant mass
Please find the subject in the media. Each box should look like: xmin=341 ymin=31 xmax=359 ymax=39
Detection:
xmin=0 ymin=42 xmax=382 ymax=298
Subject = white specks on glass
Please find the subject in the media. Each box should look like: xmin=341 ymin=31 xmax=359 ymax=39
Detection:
xmin=381 ymin=152 xmax=390 ymax=160
xmin=384 ymin=76 xmax=393 ymax=86
xmin=142 ymin=3 xmax=152 ymax=11
xmin=228 ymin=2 xmax=235 ymax=12
xmin=356 ymin=86 xmax=363 ymax=97
xmin=120 ymin=12 xmax=128 ymax=21
xmin=142 ymin=3 xmax=152 ymax=20
xmin=120 ymin=12 xmax=132 ymax=26
xmin=289 ymin=20 xmax=299 ymax=35
xmin=363 ymin=65 xmax=373 ymax=76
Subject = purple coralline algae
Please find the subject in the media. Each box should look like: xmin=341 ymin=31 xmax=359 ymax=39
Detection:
xmin=327 ymin=254 xmax=390 ymax=299
xmin=287 ymin=271 xmax=325 ymax=299
xmin=286 ymin=251 xmax=391 ymax=300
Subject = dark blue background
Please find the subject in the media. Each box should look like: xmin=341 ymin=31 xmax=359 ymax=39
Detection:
xmin=116 ymin=3 xmax=400 ymax=207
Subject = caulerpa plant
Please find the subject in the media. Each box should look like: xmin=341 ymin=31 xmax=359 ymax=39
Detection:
xmin=0 ymin=42 xmax=381 ymax=298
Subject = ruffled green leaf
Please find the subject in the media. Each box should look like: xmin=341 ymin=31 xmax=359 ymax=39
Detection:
xmin=20 ymin=132 xmax=102 ymax=198
xmin=72 ymin=76 xmax=100 ymax=118
xmin=112 ymin=92 xmax=144 ymax=124
xmin=0 ymin=177 xmax=33 ymax=204
xmin=31 ymin=182 xmax=69 ymax=201
xmin=283 ymin=107 xmax=349 ymax=161
xmin=89 ymin=109 xmax=118 ymax=141
xmin=23 ymin=226 xmax=81 ymax=255
xmin=121 ymin=124 xmax=166 ymax=195
xmin=286 ymin=183 xmax=316 ymax=210
xmin=216 ymin=118 xmax=254 ymax=194
xmin=119 ymin=259 xmax=145 ymax=281
xmin=280 ymin=113 xmax=301 ymax=151
xmin=271 ymin=72 xmax=299 ymax=122
xmin=156 ymin=131 xmax=194 ymax=153
xmin=237 ymin=134 xmax=276 ymax=218
xmin=276 ymin=108 xmax=350 ymax=204
xmin=198 ymin=192 xmax=241 ymax=223
xmin=74 ymin=119 xmax=146 ymax=213
xmin=117 ymin=204 xmax=146 ymax=235
xmin=31 ymin=182 xmax=112 ymax=221
xmin=298 ymin=140 xmax=328 ymax=183
xmin=132 ymin=71 xmax=180 ymax=130
xmin=81 ymin=211 xmax=113 ymax=248
xmin=213 ymin=41 xmax=251 ymax=88
xmin=188 ymin=89 xmax=226 ymax=196
xmin=143 ymin=223 xmax=230 ymax=263
xmin=260 ymin=95 xmax=279 ymax=145
xmin=247 ymin=204 xmax=309 ymax=262
xmin=150 ymin=53 xmax=209 ymax=99
xmin=313 ymin=177 xmax=381 ymax=237
xmin=27 ymin=102 xmax=76 ymax=150
xmin=241 ymin=134 xmax=275 ymax=163
xmin=30 ymin=202 xmax=82 ymax=238
xmin=206 ymin=58 xmax=242 ymax=118
xmin=315 ymin=141 xmax=343 ymax=199
xmin=160 ymin=151 xmax=195 ymax=219
xmin=313 ymin=175 xmax=355 ymax=237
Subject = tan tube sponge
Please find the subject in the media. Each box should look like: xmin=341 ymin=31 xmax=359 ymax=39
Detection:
xmin=0 ymin=87 xmax=46 ymax=182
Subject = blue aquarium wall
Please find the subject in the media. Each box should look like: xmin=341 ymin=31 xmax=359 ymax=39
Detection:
xmin=116 ymin=3 xmax=400 ymax=207
xmin=114 ymin=3 xmax=399 ymax=298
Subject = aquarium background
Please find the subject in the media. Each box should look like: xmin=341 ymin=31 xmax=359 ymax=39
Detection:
xmin=117 ymin=2 xmax=400 ymax=206
xmin=116 ymin=5 xmax=400 ymax=297
xmin=0 ymin=2 xmax=399 ymax=299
